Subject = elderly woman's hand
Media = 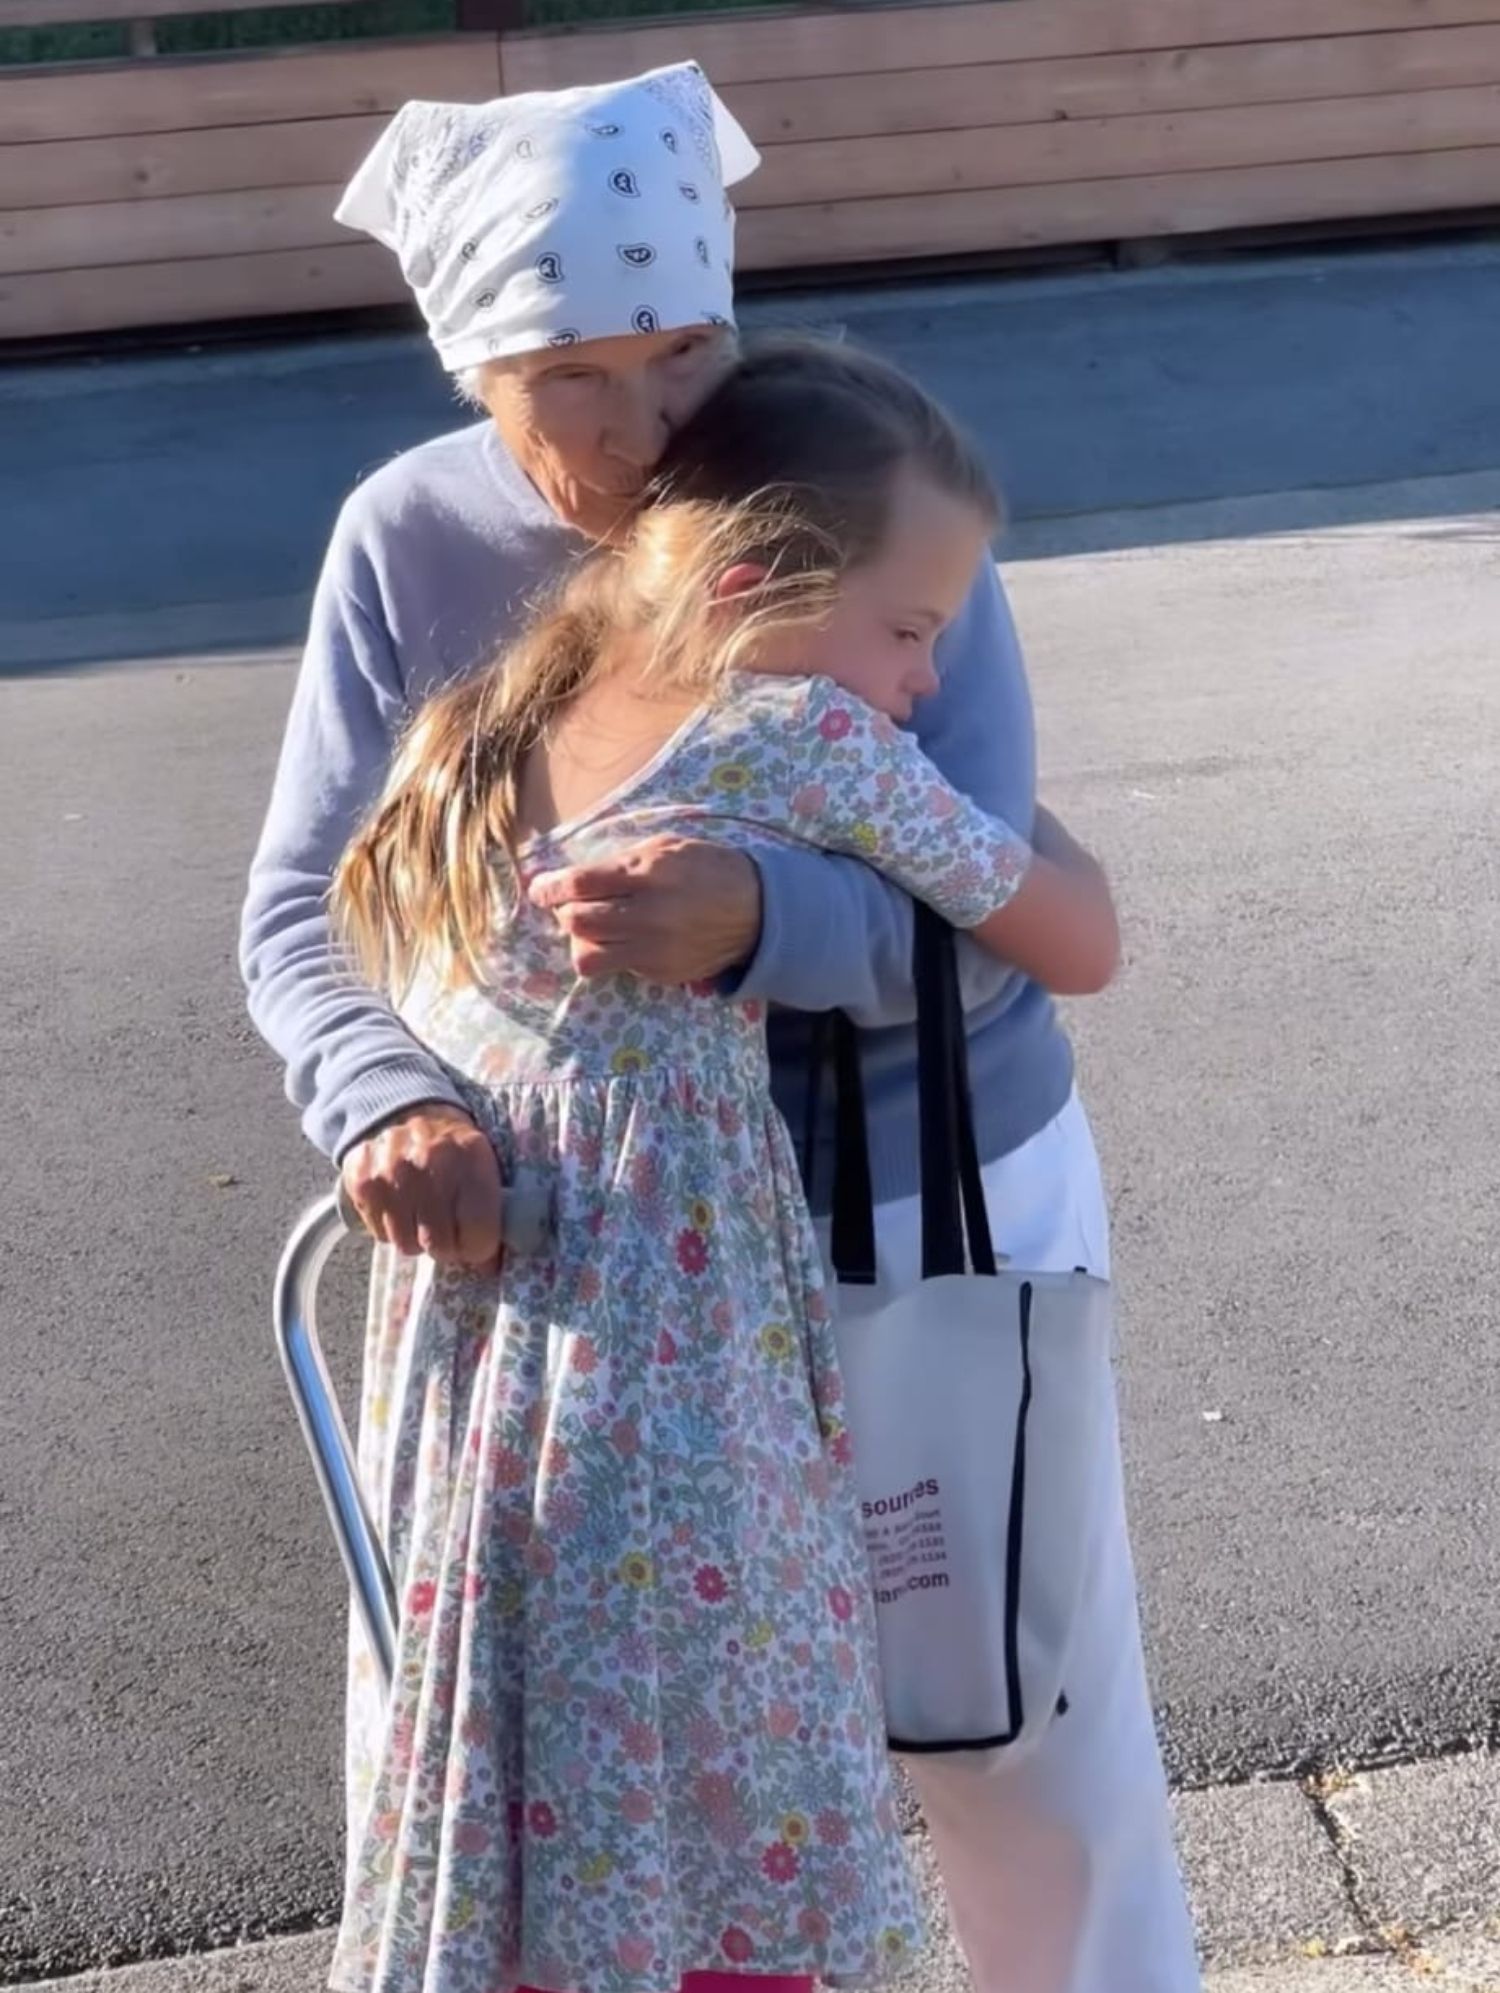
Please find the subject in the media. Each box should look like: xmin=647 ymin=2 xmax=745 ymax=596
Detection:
xmin=340 ymin=1103 xmax=505 ymax=1266
xmin=528 ymin=835 xmax=762 ymax=983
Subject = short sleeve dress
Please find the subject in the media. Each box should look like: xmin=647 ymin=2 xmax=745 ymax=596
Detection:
xmin=333 ymin=674 xmax=1031 ymax=1993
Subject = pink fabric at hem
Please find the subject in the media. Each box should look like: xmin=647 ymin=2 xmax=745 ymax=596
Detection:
xmin=517 ymin=1979 xmax=812 ymax=1993
xmin=682 ymin=1979 xmax=813 ymax=1993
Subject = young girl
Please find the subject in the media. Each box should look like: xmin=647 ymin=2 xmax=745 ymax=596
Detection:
xmin=329 ymin=342 xmax=1117 ymax=1993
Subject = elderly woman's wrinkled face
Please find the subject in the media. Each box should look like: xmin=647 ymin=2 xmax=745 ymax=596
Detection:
xmin=479 ymin=324 xmax=735 ymax=542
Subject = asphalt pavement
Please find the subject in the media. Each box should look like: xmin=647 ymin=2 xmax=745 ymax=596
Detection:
xmin=1 ymin=236 xmax=1497 ymax=1980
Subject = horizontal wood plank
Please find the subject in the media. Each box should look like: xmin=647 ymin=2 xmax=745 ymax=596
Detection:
xmin=1 ymin=113 xmax=385 ymax=209
xmin=11 ymin=147 xmax=1496 ymax=336
xmin=725 ymin=22 xmax=1500 ymax=145
xmin=738 ymin=144 xmax=1500 ymax=266
xmin=499 ymin=0 xmax=1500 ymax=93
xmin=742 ymin=83 xmax=1500 ymax=208
xmin=1 ymin=35 xmax=494 ymax=144
xmin=0 ymin=180 xmax=346 ymax=274
xmin=0 ymin=0 xmax=352 ymax=25
xmin=8 ymin=0 xmax=1500 ymax=341
xmin=0 ymin=239 xmax=402 ymax=338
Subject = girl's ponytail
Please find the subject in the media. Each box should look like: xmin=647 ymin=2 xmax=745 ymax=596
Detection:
xmin=333 ymin=490 xmax=842 ymax=1001
xmin=332 ymin=569 xmax=613 ymax=998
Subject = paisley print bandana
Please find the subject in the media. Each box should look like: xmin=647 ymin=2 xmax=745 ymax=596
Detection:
xmin=334 ymin=61 xmax=759 ymax=372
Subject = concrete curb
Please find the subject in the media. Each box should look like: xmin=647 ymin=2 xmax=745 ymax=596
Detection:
xmin=1174 ymin=1752 xmax=1500 ymax=1974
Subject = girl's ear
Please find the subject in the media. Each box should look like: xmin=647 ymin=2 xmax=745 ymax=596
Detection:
xmin=712 ymin=561 xmax=770 ymax=602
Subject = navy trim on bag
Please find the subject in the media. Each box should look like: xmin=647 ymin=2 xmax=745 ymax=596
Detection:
xmin=1002 ymin=1280 xmax=1034 ymax=1732
xmin=885 ymin=1280 xmax=1032 ymax=1756
xmin=806 ymin=905 xmax=1038 ymax=1754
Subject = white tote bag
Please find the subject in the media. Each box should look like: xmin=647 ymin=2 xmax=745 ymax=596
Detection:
xmin=813 ymin=905 xmax=1115 ymax=1763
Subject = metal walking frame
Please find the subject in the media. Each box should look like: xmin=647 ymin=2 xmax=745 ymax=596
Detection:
xmin=272 ymin=1175 xmax=556 ymax=1702
xmin=273 ymin=1188 xmax=400 ymax=1697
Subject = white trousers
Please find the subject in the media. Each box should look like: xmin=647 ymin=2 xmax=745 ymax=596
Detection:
xmin=824 ymin=1091 xmax=1201 ymax=1993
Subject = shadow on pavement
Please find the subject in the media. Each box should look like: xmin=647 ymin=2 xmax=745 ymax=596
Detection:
xmin=1 ymin=235 xmax=1497 ymax=673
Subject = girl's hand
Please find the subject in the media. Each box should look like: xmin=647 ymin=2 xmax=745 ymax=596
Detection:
xmin=340 ymin=1103 xmax=504 ymax=1267
xmin=528 ymin=835 xmax=762 ymax=982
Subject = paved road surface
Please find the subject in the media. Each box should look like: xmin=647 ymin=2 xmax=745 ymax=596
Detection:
xmin=1 ymin=238 xmax=1497 ymax=1978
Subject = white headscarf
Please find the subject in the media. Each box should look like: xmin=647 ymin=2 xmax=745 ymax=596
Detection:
xmin=335 ymin=61 xmax=759 ymax=374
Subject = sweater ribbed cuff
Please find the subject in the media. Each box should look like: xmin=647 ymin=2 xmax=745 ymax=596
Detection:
xmin=321 ymin=1059 xmax=471 ymax=1166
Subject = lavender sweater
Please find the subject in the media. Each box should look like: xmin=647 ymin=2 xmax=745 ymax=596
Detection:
xmin=239 ymin=421 xmax=1073 ymax=1208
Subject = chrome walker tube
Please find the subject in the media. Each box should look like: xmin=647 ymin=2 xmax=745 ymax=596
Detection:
xmin=273 ymin=1189 xmax=399 ymax=1696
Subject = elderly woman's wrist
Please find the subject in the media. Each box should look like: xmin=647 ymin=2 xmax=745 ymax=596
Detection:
xmin=727 ymin=842 xmax=848 ymax=1008
xmin=710 ymin=851 xmax=769 ymax=993
xmin=699 ymin=847 xmax=763 ymax=981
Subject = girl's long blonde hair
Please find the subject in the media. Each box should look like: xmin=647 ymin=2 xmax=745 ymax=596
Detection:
xmin=332 ymin=335 xmax=998 ymax=1000
xmin=333 ymin=498 xmax=843 ymax=997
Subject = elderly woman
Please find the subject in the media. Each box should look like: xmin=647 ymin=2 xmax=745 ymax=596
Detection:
xmin=240 ymin=61 xmax=1198 ymax=1993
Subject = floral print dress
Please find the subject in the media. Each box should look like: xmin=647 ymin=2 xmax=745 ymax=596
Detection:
xmin=333 ymin=673 xmax=1030 ymax=1993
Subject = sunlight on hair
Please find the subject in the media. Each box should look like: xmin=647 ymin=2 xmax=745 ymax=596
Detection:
xmin=331 ymin=493 xmax=841 ymax=1001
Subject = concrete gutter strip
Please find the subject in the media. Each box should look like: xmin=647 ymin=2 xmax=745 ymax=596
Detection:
xmin=18 ymin=1756 xmax=1500 ymax=1993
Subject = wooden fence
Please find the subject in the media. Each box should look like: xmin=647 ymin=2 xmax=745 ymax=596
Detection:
xmin=5 ymin=0 xmax=1500 ymax=342
xmin=0 ymin=0 xmax=497 ymax=338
